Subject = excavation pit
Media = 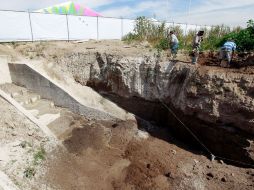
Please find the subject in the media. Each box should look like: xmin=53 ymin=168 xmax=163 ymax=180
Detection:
xmin=0 ymin=41 xmax=254 ymax=190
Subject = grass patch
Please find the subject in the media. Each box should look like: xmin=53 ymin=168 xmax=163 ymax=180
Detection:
xmin=23 ymin=146 xmax=47 ymax=179
xmin=33 ymin=147 xmax=46 ymax=165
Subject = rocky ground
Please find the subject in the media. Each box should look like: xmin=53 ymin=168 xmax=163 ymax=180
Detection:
xmin=0 ymin=40 xmax=254 ymax=189
xmin=0 ymin=97 xmax=57 ymax=189
xmin=1 ymin=95 xmax=253 ymax=189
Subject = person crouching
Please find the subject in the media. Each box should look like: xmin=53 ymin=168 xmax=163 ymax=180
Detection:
xmin=219 ymin=39 xmax=237 ymax=67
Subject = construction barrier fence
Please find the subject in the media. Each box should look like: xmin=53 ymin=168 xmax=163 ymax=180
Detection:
xmin=0 ymin=10 xmax=211 ymax=42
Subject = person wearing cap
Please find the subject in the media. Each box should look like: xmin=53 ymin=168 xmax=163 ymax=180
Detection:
xmin=219 ymin=39 xmax=237 ymax=67
xmin=169 ymin=31 xmax=179 ymax=60
xmin=191 ymin=30 xmax=204 ymax=64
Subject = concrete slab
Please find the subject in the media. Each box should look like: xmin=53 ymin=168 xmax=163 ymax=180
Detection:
xmin=0 ymin=56 xmax=11 ymax=84
xmin=8 ymin=63 xmax=117 ymax=121
xmin=0 ymin=88 xmax=57 ymax=140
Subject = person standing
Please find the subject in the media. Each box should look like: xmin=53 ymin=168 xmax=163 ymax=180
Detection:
xmin=219 ymin=39 xmax=237 ymax=67
xmin=169 ymin=31 xmax=179 ymax=60
xmin=191 ymin=30 xmax=204 ymax=64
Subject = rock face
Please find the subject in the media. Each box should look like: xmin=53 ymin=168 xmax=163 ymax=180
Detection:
xmin=55 ymin=52 xmax=254 ymax=164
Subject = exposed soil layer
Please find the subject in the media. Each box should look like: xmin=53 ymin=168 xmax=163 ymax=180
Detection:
xmin=198 ymin=51 xmax=254 ymax=68
xmin=1 ymin=41 xmax=254 ymax=189
xmin=94 ymin=93 xmax=254 ymax=166
xmin=44 ymin=119 xmax=254 ymax=190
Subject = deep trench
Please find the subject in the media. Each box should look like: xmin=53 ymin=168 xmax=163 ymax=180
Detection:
xmin=96 ymin=91 xmax=254 ymax=167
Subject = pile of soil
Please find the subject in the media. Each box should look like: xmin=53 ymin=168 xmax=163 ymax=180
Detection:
xmin=198 ymin=51 xmax=254 ymax=68
xmin=43 ymin=119 xmax=254 ymax=190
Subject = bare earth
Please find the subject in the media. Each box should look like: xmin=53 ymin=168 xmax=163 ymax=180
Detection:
xmin=43 ymin=119 xmax=254 ymax=190
xmin=0 ymin=97 xmax=57 ymax=190
xmin=0 ymin=40 xmax=254 ymax=189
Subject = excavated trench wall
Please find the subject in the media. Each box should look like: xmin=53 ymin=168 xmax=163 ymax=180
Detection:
xmin=52 ymin=52 xmax=254 ymax=165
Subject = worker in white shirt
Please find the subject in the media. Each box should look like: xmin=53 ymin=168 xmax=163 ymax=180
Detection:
xmin=169 ymin=31 xmax=179 ymax=60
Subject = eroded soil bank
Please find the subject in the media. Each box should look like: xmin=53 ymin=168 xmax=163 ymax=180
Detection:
xmin=0 ymin=41 xmax=254 ymax=189
xmin=1 ymin=95 xmax=254 ymax=190
xmin=40 ymin=43 xmax=253 ymax=165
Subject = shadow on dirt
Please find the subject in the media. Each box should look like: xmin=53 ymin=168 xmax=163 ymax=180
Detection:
xmin=96 ymin=92 xmax=254 ymax=167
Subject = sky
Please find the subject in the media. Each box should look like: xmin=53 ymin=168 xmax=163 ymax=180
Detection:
xmin=0 ymin=0 xmax=254 ymax=27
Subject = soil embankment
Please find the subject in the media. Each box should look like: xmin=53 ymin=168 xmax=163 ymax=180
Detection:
xmin=45 ymin=45 xmax=254 ymax=164
xmin=0 ymin=41 xmax=254 ymax=189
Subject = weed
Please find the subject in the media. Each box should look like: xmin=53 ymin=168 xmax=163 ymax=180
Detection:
xmin=20 ymin=141 xmax=27 ymax=148
xmin=24 ymin=167 xmax=36 ymax=178
xmin=14 ymin=179 xmax=22 ymax=188
xmin=33 ymin=147 xmax=46 ymax=165
xmin=10 ymin=41 xmax=19 ymax=49
xmin=11 ymin=160 xmax=17 ymax=164
xmin=20 ymin=141 xmax=32 ymax=148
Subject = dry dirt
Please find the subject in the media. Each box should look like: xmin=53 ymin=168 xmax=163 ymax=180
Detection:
xmin=0 ymin=96 xmax=57 ymax=190
xmin=1 ymin=40 xmax=254 ymax=189
xmin=0 ymin=40 xmax=196 ymax=66
xmin=1 ymin=96 xmax=254 ymax=190
xmin=0 ymin=40 xmax=155 ymax=62
xmin=1 ymin=40 xmax=253 ymax=72
xmin=42 ymin=119 xmax=254 ymax=190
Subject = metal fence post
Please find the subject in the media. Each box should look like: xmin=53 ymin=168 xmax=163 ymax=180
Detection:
xmin=97 ymin=16 xmax=99 ymax=40
xmin=66 ymin=14 xmax=70 ymax=42
xmin=121 ymin=17 xmax=123 ymax=39
xmin=28 ymin=10 xmax=34 ymax=42
xmin=184 ymin=23 xmax=188 ymax=46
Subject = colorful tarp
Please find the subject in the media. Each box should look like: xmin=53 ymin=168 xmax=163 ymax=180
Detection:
xmin=36 ymin=1 xmax=101 ymax=17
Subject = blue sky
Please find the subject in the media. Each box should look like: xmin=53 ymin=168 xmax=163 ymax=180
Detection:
xmin=0 ymin=0 xmax=253 ymax=26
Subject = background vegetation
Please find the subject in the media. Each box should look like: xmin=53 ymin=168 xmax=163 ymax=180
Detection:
xmin=123 ymin=17 xmax=254 ymax=52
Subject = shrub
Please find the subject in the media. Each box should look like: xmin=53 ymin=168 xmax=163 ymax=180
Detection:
xmin=123 ymin=17 xmax=254 ymax=52
xmin=155 ymin=38 xmax=169 ymax=50
xmin=123 ymin=16 xmax=168 ymax=46
xmin=218 ymin=20 xmax=254 ymax=52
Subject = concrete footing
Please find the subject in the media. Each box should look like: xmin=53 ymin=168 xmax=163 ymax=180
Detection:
xmin=8 ymin=63 xmax=117 ymax=121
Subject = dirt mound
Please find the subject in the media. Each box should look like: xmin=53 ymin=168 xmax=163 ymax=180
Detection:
xmin=198 ymin=51 xmax=254 ymax=69
xmin=43 ymin=119 xmax=254 ymax=190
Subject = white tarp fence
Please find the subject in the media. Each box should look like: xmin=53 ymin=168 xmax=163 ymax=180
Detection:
xmin=0 ymin=11 xmax=31 ymax=41
xmin=30 ymin=12 xmax=68 ymax=40
xmin=0 ymin=10 xmax=210 ymax=42
xmin=68 ymin=15 xmax=97 ymax=40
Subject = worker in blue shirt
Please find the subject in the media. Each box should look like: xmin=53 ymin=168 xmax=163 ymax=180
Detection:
xmin=220 ymin=39 xmax=237 ymax=67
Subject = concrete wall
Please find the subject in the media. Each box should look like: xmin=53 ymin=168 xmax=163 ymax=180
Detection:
xmin=0 ymin=56 xmax=12 ymax=84
xmin=8 ymin=63 xmax=116 ymax=121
